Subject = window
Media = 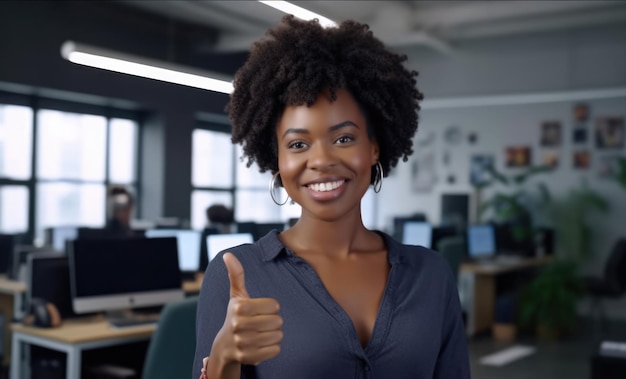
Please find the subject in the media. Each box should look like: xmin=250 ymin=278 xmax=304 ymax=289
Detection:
xmin=0 ymin=104 xmax=33 ymax=180
xmin=34 ymin=109 xmax=139 ymax=242
xmin=0 ymin=97 xmax=140 ymax=243
xmin=0 ymin=104 xmax=33 ymax=234
xmin=0 ymin=186 xmax=29 ymax=233
xmin=190 ymin=128 xmax=234 ymax=230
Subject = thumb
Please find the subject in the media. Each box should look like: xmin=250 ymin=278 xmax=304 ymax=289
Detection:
xmin=223 ymin=253 xmax=249 ymax=298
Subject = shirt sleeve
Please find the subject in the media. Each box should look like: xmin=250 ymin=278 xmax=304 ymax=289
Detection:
xmin=192 ymin=253 xmax=231 ymax=379
xmin=433 ymin=278 xmax=471 ymax=378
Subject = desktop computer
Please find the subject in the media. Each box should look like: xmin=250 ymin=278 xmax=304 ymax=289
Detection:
xmin=206 ymin=233 xmax=254 ymax=263
xmin=69 ymin=237 xmax=184 ymax=327
xmin=402 ymin=222 xmax=433 ymax=249
xmin=145 ymin=229 xmax=202 ymax=278
xmin=467 ymin=224 xmax=496 ymax=260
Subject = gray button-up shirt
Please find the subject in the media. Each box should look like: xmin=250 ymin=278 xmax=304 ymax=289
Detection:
xmin=193 ymin=230 xmax=470 ymax=379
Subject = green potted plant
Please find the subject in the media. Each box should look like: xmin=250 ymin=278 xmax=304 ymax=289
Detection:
xmin=474 ymin=164 xmax=552 ymax=248
xmin=519 ymin=261 xmax=585 ymax=340
xmin=518 ymin=181 xmax=609 ymax=340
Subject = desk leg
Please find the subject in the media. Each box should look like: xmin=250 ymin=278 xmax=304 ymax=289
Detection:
xmin=473 ymin=275 xmax=495 ymax=335
xmin=0 ymin=293 xmax=14 ymax=367
xmin=66 ymin=346 xmax=81 ymax=379
xmin=10 ymin=332 xmax=22 ymax=379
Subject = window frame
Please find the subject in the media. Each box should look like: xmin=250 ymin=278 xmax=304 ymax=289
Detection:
xmin=0 ymin=90 xmax=142 ymax=243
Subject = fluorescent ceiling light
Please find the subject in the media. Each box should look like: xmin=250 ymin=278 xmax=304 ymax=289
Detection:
xmin=258 ymin=1 xmax=337 ymax=28
xmin=61 ymin=41 xmax=234 ymax=94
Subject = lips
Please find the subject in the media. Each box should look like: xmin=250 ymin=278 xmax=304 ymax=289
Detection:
xmin=307 ymin=180 xmax=346 ymax=192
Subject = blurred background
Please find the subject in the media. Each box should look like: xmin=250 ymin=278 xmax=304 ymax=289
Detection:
xmin=1 ymin=1 xmax=626 ymax=378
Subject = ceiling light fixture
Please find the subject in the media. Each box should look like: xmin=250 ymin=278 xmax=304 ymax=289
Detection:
xmin=258 ymin=1 xmax=337 ymax=28
xmin=61 ymin=41 xmax=234 ymax=94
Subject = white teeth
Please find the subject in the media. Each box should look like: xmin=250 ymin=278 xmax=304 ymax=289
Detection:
xmin=308 ymin=180 xmax=345 ymax=192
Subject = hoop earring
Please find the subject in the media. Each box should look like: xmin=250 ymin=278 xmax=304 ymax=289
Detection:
xmin=373 ymin=161 xmax=383 ymax=193
xmin=269 ymin=172 xmax=289 ymax=206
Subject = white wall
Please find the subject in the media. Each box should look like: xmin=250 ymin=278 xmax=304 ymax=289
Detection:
xmin=375 ymin=23 xmax=626 ymax=319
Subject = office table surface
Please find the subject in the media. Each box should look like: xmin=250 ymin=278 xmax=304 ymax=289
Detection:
xmin=0 ymin=275 xmax=26 ymax=294
xmin=11 ymin=315 xmax=156 ymax=344
xmin=182 ymin=272 xmax=203 ymax=293
xmin=460 ymin=255 xmax=555 ymax=275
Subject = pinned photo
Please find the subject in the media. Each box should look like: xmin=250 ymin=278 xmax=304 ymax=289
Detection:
xmin=595 ymin=117 xmax=624 ymax=149
xmin=505 ymin=146 xmax=532 ymax=168
xmin=573 ymin=150 xmax=590 ymax=169
xmin=540 ymin=121 xmax=562 ymax=147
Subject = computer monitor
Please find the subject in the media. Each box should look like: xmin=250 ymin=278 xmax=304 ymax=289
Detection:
xmin=69 ymin=237 xmax=184 ymax=314
xmin=10 ymin=246 xmax=56 ymax=281
xmin=402 ymin=222 xmax=433 ymax=248
xmin=467 ymin=224 xmax=496 ymax=259
xmin=392 ymin=214 xmax=427 ymax=242
xmin=206 ymin=233 xmax=253 ymax=263
xmin=0 ymin=234 xmax=18 ymax=275
xmin=27 ymin=252 xmax=81 ymax=319
xmin=254 ymin=223 xmax=285 ymax=240
xmin=145 ymin=229 xmax=202 ymax=273
xmin=51 ymin=226 xmax=79 ymax=252
xmin=432 ymin=226 xmax=458 ymax=251
xmin=441 ymin=194 xmax=469 ymax=229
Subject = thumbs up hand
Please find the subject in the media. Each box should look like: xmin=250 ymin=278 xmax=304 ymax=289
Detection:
xmin=212 ymin=253 xmax=283 ymax=367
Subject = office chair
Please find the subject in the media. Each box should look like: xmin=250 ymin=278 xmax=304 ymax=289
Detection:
xmin=436 ymin=235 xmax=468 ymax=326
xmin=585 ymin=238 xmax=626 ymax=331
xmin=141 ymin=296 xmax=198 ymax=379
xmin=436 ymin=235 xmax=466 ymax=282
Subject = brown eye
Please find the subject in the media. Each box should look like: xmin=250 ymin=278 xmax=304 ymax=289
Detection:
xmin=335 ymin=135 xmax=355 ymax=144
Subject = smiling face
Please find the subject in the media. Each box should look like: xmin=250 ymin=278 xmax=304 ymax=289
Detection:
xmin=276 ymin=88 xmax=379 ymax=222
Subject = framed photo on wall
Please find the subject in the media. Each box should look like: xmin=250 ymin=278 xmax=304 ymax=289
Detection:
xmin=540 ymin=121 xmax=562 ymax=147
xmin=595 ymin=117 xmax=624 ymax=149
xmin=470 ymin=155 xmax=494 ymax=186
xmin=505 ymin=146 xmax=532 ymax=167
xmin=573 ymin=150 xmax=590 ymax=169
xmin=542 ymin=151 xmax=559 ymax=168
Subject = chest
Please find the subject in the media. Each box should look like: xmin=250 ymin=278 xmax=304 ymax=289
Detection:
xmin=306 ymin=256 xmax=389 ymax=346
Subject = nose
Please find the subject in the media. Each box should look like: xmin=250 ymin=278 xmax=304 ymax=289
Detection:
xmin=307 ymin=142 xmax=337 ymax=171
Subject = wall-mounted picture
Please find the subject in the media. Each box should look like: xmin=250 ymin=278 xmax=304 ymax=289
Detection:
xmin=542 ymin=151 xmax=559 ymax=168
xmin=540 ymin=121 xmax=562 ymax=146
xmin=505 ymin=146 xmax=532 ymax=167
xmin=411 ymin=152 xmax=437 ymax=193
xmin=573 ymin=103 xmax=589 ymax=123
xmin=470 ymin=155 xmax=494 ymax=186
xmin=572 ymin=123 xmax=588 ymax=144
xmin=597 ymin=155 xmax=622 ymax=178
xmin=595 ymin=117 xmax=624 ymax=149
xmin=573 ymin=150 xmax=590 ymax=169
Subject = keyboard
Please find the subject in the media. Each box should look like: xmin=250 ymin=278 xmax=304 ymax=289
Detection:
xmin=108 ymin=312 xmax=160 ymax=328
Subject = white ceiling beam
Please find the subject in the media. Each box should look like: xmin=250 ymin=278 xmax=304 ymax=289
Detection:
xmin=411 ymin=1 xmax=625 ymax=29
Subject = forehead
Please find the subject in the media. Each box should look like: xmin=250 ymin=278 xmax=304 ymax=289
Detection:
xmin=277 ymin=88 xmax=365 ymax=131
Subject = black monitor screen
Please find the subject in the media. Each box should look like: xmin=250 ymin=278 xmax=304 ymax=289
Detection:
xmin=28 ymin=253 xmax=79 ymax=319
xmin=0 ymin=234 xmax=16 ymax=275
xmin=70 ymin=237 xmax=181 ymax=299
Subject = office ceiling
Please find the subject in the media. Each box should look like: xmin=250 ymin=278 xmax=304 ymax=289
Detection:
xmin=117 ymin=0 xmax=626 ymax=54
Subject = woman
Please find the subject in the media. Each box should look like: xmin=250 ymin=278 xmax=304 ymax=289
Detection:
xmin=193 ymin=16 xmax=470 ymax=379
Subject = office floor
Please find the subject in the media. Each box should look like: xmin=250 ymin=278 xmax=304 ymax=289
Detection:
xmin=468 ymin=319 xmax=626 ymax=379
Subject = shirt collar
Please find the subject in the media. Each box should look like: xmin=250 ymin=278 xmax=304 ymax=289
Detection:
xmin=258 ymin=229 xmax=403 ymax=265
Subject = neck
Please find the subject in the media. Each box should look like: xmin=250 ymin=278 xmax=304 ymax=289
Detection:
xmin=284 ymin=209 xmax=378 ymax=259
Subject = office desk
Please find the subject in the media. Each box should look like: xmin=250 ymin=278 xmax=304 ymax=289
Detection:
xmin=459 ymin=256 xmax=555 ymax=336
xmin=0 ymin=275 xmax=26 ymax=366
xmin=11 ymin=316 xmax=155 ymax=379
xmin=183 ymin=273 xmax=203 ymax=294
xmin=6 ymin=273 xmax=203 ymax=379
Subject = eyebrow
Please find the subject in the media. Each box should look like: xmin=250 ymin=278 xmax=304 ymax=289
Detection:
xmin=281 ymin=121 xmax=359 ymax=139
